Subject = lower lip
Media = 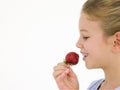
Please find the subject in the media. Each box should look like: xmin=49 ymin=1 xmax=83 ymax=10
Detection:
xmin=83 ymin=56 xmax=87 ymax=61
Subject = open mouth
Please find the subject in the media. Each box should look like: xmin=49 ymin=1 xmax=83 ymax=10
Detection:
xmin=84 ymin=53 xmax=88 ymax=57
xmin=83 ymin=53 xmax=88 ymax=60
xmin=81 ymin=52 xmax=89 ymax=60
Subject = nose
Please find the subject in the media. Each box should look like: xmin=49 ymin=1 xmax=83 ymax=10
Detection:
xmin=76 ymin=38 xmax=84 ymax=49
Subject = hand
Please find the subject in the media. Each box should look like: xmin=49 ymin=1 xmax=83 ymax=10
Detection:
xmin=53 ymin=62 xmax=79 ymax=90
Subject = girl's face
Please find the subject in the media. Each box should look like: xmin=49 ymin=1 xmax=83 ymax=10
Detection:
xmin=76 ymin=13 xmax=114 ymax=69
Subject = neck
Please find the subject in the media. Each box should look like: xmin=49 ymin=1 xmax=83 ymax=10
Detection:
xmin=101 ymin=64 xmax=120 ymax=89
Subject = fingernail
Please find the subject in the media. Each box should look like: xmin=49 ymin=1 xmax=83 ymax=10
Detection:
xmin=65 ymin=68 xmax=70 ymax=73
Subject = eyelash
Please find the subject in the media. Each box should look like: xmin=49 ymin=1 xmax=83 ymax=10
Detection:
xmin=83 ymin=36 xmax=90 ymax=40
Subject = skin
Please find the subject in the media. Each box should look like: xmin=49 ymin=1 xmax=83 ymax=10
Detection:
xmin=77 ymin=13 xmax=114 ymax=69
xmin=53 ymin=13 xmax=120 ymax=90
xmin=53 ymin=62 xmax=79 ymax=90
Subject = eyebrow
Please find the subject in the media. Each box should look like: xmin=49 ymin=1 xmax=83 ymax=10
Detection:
xmin=80 ymin=29 xmax=88 ymax=32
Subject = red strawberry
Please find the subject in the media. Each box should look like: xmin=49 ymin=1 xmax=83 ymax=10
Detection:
xmin=64 ymin=52 xmax=79 ymax=65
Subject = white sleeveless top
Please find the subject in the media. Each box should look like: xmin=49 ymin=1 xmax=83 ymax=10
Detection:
xmin=87 ymin=79 xmax=120 ymax=90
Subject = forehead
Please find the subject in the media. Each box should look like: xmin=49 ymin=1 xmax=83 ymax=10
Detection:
xmin=79 ymin=13 xmax=103 ymax=33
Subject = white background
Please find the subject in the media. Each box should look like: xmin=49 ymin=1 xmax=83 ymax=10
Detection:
xmin=0 ymin=0 xmax=104 ymax=90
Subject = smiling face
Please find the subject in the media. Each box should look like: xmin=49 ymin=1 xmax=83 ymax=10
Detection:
xmin=76 ymin=13 xmax=114 ymax=69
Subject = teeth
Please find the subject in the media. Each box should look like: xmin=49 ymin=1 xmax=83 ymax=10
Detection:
xmin=80 ymin=51 xmax=88 ymax=57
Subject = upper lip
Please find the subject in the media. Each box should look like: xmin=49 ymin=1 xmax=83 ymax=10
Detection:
xmin=80 ymin=51 xmax=88 ymax=57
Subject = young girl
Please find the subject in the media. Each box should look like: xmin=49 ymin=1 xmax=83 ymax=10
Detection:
xmin=53 ymin=0 xmax=120 ymax=90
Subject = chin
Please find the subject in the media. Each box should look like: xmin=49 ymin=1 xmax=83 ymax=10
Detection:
xmin=86 ymin=64 xmax=101 ymax=69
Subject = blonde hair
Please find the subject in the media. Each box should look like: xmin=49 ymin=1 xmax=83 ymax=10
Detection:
xmin=82 ymin=0 xmax=120 ymax=36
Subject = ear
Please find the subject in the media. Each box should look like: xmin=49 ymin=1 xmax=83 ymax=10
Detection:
xmin=112 ymin=32 xmax=120 ymax=53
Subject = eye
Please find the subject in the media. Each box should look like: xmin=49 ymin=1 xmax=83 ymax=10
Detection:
xmin=83 ymin=36 xmax=90 ymax=40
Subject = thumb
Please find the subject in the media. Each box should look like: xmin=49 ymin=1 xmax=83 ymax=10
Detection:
xmin=56 ymin=68 xmax=70 ymax=81
xmin=68 ymin=66 xmax=77 ymax=78
xmin=60 ymin=68 xmax=70 ymax=78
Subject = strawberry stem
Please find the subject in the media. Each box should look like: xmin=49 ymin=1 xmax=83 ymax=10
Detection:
xmin=63 ymin=60 xmax=72 ymax=65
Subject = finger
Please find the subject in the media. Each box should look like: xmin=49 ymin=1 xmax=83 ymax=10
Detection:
xmin=53 ymin=67 xmax=70 ymax=79
xmin=53 ymin=69 xmax=65 ymax=79
xmin=53 ymin=65 xmax=68 ymax=71
xmin=56 ymin=68 xmax=70 ymax=81
xmin=68 ymin=67 xmax=77 ymax=78
xmin=53 ymin=62 xmax=70 ymax=71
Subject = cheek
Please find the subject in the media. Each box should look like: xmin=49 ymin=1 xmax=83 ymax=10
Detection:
xmin=85 ymin=40 xmax=106 ymax=60
xmin=84 ymin=40 xmax=99 ymax=51
xmin=84 ymin=39 xmax=110 ymax=68
xmin=89 ymin=44 xmax=109 ymax=65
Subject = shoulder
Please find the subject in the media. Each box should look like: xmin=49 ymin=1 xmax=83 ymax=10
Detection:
xmin=87 ymin=79 xmax=104 ymax=90
xmin=115 ymin=87 xmax=120 ymax=90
